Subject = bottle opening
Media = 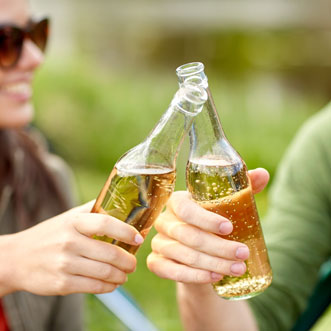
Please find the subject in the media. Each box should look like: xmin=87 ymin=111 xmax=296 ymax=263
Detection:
xmin=176 ymin=62 xmax=204 ymax=77
xmin=176 ymin=62 xmax=208 ymax=88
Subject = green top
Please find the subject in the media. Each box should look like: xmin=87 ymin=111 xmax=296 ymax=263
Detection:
xmin=249 ymin=103 xmax=331 ymax=330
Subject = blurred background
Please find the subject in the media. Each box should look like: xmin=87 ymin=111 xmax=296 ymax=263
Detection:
xmin=30 ymin=0 xmax=331 ymax=330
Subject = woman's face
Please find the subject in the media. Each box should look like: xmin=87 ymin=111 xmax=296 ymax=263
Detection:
xmin=0 ymin=0 xmax=44 ymax=129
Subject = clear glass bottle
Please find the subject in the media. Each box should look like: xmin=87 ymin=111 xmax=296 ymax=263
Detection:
xmin=176 ymin=62 xmax=272 ymax=300
xmin=91 ymin=84 xmax=207 ymax=255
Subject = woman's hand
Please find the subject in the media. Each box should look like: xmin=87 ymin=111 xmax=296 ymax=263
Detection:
xmin=0 ymin=201 xmax=144 ymax=296
xmin=147 ymin=168 xmax=269 ymax=283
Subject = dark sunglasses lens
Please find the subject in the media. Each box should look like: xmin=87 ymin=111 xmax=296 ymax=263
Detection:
xmin=29 ymin=19 xmax=49 ymax=52
xmin=0 ymin=27 xmax=23 ymax=68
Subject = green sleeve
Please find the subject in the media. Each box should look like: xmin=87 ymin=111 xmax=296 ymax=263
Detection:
xmin=249 ymin=103 xmax=331 ymax=330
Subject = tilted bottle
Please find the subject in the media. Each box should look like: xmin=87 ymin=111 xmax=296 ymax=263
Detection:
xmin=176 ymin=62 xmax=272 ymax=300
xmin=91 ymin=84 xmax=207 ymax=255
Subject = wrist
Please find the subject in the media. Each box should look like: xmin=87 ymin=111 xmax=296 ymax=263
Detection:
xmin=177 ymin=282 xmax=215 ymax=298
xmin=177 ymin=282 xmax=258 ymax=331
xmin=0 ymin=234 xmax=19 ymax=296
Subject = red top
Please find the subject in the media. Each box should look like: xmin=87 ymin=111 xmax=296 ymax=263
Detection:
xmin=0 ymin=300 xmax=9 ymax=331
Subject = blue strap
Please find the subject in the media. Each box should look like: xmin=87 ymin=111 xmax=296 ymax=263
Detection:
xmin=95 ymin=287 xmax=159 ymax=331
xmin=292 ymin=259 xmax=331 ymax=331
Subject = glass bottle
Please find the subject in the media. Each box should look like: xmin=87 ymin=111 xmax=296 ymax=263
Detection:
xmin=91 ymin=84 xmax=207 ymax=255
xmin=176 ymin=62 xmax=272 ymax=300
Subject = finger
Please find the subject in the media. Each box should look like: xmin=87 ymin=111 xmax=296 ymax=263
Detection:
xmin=147 ymin=252 xmax=222 ymax=283
xmin=75 ymin=236 xmax=137 ymax=273
xmin=248 ymin=168 xmax=269 ymax=194
xmin=165 ymin=191 xmax=233 ymax=235
xmin=154 ymin=218 xmax=249 ymax=261
xmin=68 ymin=257 xmax=129 ymax=285
xmin=151 ymin=235 xmax=246 ymax=277
xmin=55 ymin=274 xmax=118 ymax=295
xmin=72 ymin=213 xmax=144 ymax=246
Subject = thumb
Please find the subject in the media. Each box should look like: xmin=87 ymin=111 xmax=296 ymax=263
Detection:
xmin=248 ymin=168 xmax=270 ymax=194
xmin=70 ymin=200 xmax=96 ymax=213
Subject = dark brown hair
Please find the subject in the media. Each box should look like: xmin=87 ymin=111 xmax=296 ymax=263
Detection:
xmin=0 ymin=129 xmax=68 ymax=230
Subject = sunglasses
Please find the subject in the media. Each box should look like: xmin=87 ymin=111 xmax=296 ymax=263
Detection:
xmin=0 ymin=17 xmax=49 ymax=69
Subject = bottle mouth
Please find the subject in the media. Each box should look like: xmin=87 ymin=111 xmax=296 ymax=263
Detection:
xmin=176 ymin=62 xmax=205 ymax=77
xmin=176 ymin=62 xmax=208 ymax=88
xmin=176 ymin=84 xmax=207 ymax=115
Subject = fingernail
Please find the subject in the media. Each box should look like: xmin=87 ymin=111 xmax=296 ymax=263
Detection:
xmin=219 ymin=222 xmax=233 ymax=234
xmin=134 ymin=234 xmax=144 ymax=245
xmin=231 ymin=262 xmax=246 ymax=275
xmin=236 ymin=246 xmax=249 ymax=260
xmin=211 ymin=272 xmax=223 ymax=280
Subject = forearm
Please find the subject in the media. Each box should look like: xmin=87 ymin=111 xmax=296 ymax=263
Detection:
xmin=177 ymin=283 xmax=258 ymax=331
xmin=0 ymin=234 xmax=19 ymax=297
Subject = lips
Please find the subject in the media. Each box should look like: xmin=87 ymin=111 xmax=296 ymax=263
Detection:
xmin=0 ymin=82 xmax=32 ymax=102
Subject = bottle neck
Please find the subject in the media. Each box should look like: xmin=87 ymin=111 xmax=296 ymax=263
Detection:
xmin=116 ymin=85 xmax=207 ymax=172
xmin=190 ymin=87 xmax=232 ymax=161
xmin=145 ymin=104 xmax=195 ymax=168
xmin=176 ymin=64 xmax=226 ymax=143
xmin=204 ymin=87 xmax=226 ymax=141
xmin=176 ymin=64 xmax=241 ymax=165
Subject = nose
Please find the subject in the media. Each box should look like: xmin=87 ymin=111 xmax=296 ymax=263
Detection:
xmin=17 ymin=39 xmax=45 ymax=71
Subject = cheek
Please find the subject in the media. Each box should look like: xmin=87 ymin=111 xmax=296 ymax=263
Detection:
xmin=0 ymin=97 xmax=34 ymax=128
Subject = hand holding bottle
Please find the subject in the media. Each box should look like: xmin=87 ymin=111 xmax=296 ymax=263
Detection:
xmin=0 ymin=201 xmax=143 ymax=297
xmin=147 ymin=168 xmax=269 ymax=283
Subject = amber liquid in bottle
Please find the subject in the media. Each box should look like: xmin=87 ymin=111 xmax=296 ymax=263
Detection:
xmin=91 ymin=165 xmax=176 ymax=254
xmin=186 ymin=158 xmax=272 ymax=300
